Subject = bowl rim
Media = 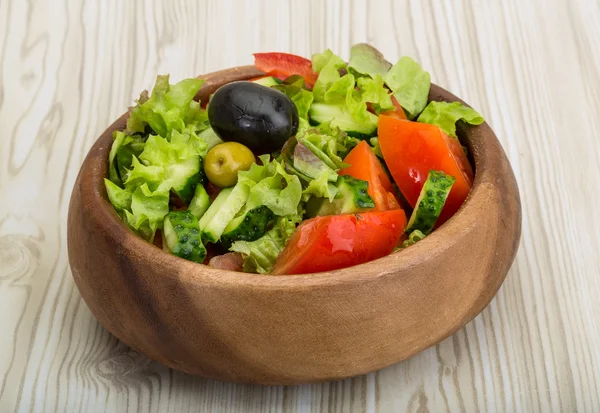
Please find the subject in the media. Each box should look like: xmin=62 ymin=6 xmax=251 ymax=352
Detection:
xmin=80 ymin=65 xmax=512 ymax=290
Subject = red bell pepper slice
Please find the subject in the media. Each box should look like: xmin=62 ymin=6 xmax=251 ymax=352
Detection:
xmin=272 ymin=210 xmax=406 ymax=275
xmin=253 ymin=52 xmax=318 ymax=88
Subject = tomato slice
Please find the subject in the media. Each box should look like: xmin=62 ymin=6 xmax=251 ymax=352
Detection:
xmin=253 ymin=52 xmax=318 ymax=88
xmin=272 ymin=210 xmax=406 ymax=275
xmin=338 ymin=141 xmax=399 ymax=210
xmin=377 ymin=115 xmax=474 ymax=224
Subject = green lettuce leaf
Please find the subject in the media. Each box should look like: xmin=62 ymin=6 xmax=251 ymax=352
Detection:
xmin=417 ymin=101 xmax=484 ymax=138
xmin=107 ymin=132 xmax=144 ymax=186
xmin=184 ymin=99 xmax=209 ymax=128
xmin=297 ymin=124 xmax=359 ymax=170
xmin=243 ymin=160 xmax=302 ymax=217
xmin=312 ymin=49 xmax=346 ymax=73
xmin=292 ymin=140 xmax=338 ymax=202
xmin=312 ymin=49 xmax=346 ymax=102
xmin=323 ymin=74 xmax=355 ymax=104
xmin=384 ymin=57 xmax=430 ymax=119
xmin=135 ymin=132 xmax=203 ymax=201
xmin=105 ymin=75 xmax=216 ymax=242
xmin=123 ymin=210 xmax=154 ymax=242
xmin=311 ymin=63 xmax=393 ymax=135
xmin=230 ymin=211 xmax=303 ymax=274
xmin=271 ymin=75 xmax=314 ymax=120
xmin=125 ymin=156 xmax=165 ymax=191
xmin=369 ymin=137 xmax=383 ymax=159
xmin=115 ymin=139 xmax=145 ymax=185
xmin=140 ymin=134 xmax=197 ymax=166
xmin=309 ymin=102 xmax=378 ymax=136
xmin=237 ymin=155 xmax=302 ymax=216
xmin=355 ymin=75 xmax=394 ymax=114
xmin=402 ymin=229 xmax=426 ymax=248
xmin=104 ymin=178 xmax=133 ymax=211
xmin=348 ymin=43 xmax=392 ymax=78
xmin=293 ymin=140 xmax=338 ymax=181
xmin=126 ymin=75 xmax=205 ymax=137
xmin=301 ymin=171 xmax=338 ymax=202
xmin=197 ymin=127 xmax=223 ymax=151
xmin=237 ymin=154 xmax=273 ymax=187
xmin=108 ymin=132 xmax=127 ymax=185
xmin=128 ymin=183 xmax=170 ymax=239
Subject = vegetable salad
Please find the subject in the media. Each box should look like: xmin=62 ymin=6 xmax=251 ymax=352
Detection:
xmin=104 ymin=44 xmax=484 ymax=275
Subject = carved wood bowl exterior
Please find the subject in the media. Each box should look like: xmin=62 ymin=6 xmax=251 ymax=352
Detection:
xmin=67 ymin=66 xmax=521 ymax=385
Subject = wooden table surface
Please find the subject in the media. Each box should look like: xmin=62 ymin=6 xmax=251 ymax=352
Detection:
xmin=2 ymin=0 xmax=599 ymax=412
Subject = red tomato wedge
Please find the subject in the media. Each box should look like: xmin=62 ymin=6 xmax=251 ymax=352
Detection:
xmin=253 ymin=52 xmax=318 ymax=88
xmin=377 ymin=115 xmax=474 ymax=224
xmin=338 ymin=141 xmax=400 ymax=210
xmin=272 ymin=210 xmax=406 ymax=275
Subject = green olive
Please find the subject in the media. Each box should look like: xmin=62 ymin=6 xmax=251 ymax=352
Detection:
xmin=204 ymin=142 xmax=255 ymax=188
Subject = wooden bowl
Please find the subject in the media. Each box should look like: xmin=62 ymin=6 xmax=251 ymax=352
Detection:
xmin=67 ymin=66 xmax=521 ymax=385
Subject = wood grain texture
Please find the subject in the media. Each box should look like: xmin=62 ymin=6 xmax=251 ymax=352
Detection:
xmin=1 ymin=0 xmax=599 ymax=411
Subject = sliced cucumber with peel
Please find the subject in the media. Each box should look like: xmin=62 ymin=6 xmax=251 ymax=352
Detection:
xmin=405 ymin=170 xmax=455 ymax=235
xmin=252 ymin=76 xmax=281 ymax=87
xmin=199 ymin=184 xmax=250 ymax=243
xmin=220 ymin=205 xmax=275 ymax=247
xmin=188 ymin=184 xmax=210 ymax=220
xmin=163 ymin=211 xmax=206 ymax=263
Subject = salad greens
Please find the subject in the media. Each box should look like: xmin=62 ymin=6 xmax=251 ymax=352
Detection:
xmin=105 ymin=75 xmax=217 ymax=242
xmin=230 ymin=211 xmax=304 ymax=274
xmin=104 ymin=44 xmax=485 ymax=274
xmin=309 ymin=49 xmax=395 ymax=136
xmin=384 ymin=57 xmax=431 ymax=119
xmin=239 ymin=155 xmax=302 ymax=217
xmin=417 ymin=101 xmax=485 ymax=138
xmin=402 ymin=230 xmax=427 ymax=248
xmin=348 ymin=43 xmax=392 ymax=78
xmin=126 ymin=75 xmax=208 ymax=137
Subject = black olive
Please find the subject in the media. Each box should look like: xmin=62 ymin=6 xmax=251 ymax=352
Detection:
xmin=208 ymin=81 xmax=299 ymax=154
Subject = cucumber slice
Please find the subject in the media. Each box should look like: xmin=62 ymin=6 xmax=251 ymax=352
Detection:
xmin=406 ymin=170 xmax=456 ymax=235
xmin=315 ymin=175 xmax=375 ymax=216
xmin=188 ymin=185 xmax=210 ymax=219
xmin=168 ymin=156 xmax=203 ymax=204
xmin=220 ymin=206 xmax=275 ymax=247
xmin=199 ymin=184 xmax=250 ymax=243
xmin=253 ymin=76 xmax=281 ymax=87
xmin=198 ymin=187 xmax=232 ymax=230
xmin=163 ymin=211 xmax=206 ymax=263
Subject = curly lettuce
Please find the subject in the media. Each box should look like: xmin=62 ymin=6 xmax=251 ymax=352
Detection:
xmin=384 ymin=57 xmax=430 ymax=119
xmin=238 ymin=155 xmax=302 ymax=216
xmin=348 ymin=43 xmax=392 ymax=78
xmin=104 ymin=75 xmax=210 ymax=241
xmin=230 ymin=211 xmax=303 ymax=274
xmin=309 ymin=50 xmax=394 ymax=136
xmin=311 ymin=49 xmax=347 ymax=102
xmin=126 ymin=75 xmax=207 ymax=137
xmin=417 ymin=101 xmax=484 ymax=138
